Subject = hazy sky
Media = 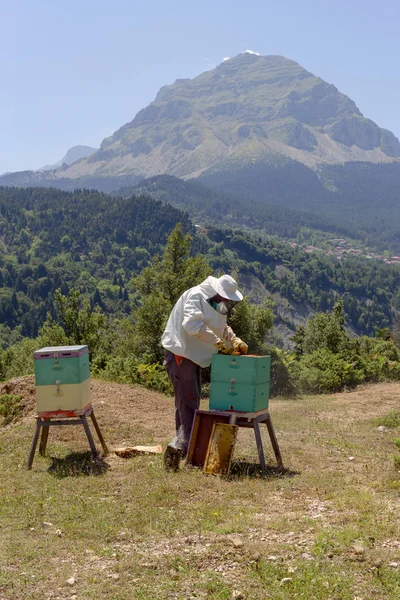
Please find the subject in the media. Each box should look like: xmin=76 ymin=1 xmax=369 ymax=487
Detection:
xmin=1 ymin=0 xmax=400 ymax=173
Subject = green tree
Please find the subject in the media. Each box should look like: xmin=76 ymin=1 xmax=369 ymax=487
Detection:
xmin=131 ymin=223 xmax=211 ymax=362
xmin=38 ymin=289 xmax=110 ymax=368
xmin=228 ymin=298 xmax=274 ymax=355
xmin=299 ymin=300 xmax=347 ymax=355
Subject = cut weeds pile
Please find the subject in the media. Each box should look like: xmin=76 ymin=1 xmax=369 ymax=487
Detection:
xmin=0 ymin=378 xmax=399 ymax=599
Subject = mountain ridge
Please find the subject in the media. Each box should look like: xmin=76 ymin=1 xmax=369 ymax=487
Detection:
xmin=38 ymin=145 xmax=98 ymax=172
xmin=2 ymin=53 xmax=399 ymax=190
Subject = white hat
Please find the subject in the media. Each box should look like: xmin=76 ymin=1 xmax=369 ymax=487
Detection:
xmin=207 ymin=275 xmax=243 ymax=301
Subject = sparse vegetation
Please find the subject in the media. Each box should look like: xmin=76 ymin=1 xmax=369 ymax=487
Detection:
xmin=376 ymin=412 xmax=400 ymax=429
xmin=1 ymin=380 xmax=399 ymax=599
xmin=0 ymin=393 xmax=23 ymax=425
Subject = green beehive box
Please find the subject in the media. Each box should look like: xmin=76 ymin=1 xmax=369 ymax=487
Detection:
xmin=34 ymin=346 xmax=91 ymax=415
xmin=34 ymin=345 xmax=90 ymax=386
xmin=209 ymin=354 xmax=270 ymax=412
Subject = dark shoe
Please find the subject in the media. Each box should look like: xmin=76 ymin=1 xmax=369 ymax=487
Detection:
xmin=163 ymin=445 xmax=181 ymax=472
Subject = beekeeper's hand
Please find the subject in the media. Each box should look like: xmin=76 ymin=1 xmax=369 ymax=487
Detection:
xmin=214 ymin=339 xmax=234 ymax=354
xmin=233 ymin=338 xmax=248 ymax=355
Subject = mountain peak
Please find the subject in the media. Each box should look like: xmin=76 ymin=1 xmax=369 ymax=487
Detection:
xmin=91 ymin=52 xmax=398 ymax=180
xmin=2 ymin=54 xmax=400 ymax=189
xmin=38 ymin=145 xmax=98 ymax=172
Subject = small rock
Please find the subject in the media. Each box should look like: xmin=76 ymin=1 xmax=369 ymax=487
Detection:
xmin=30 ymin=527 xmax=35 ymax=531
xmin=88 ymin=555 xmax=100 ymax=562
xmin=56 ymin=529 xmax=62 ymax=537
xmin=67 ymin=577 xmax=75 ymax=586
xmin=389 ymin=562 xmax=399 ymax=568
xmin=280 ymin=577 xmax=292 ymax=586
xmin=232 ymin=591 xmax=244 ymax=599
xmin=301 ymin=552 xmax=315 ymax=560
xmin=267 ymin=555 xmax=278 ymax=561
xmin=352 ymin=544 xmax=365 ymax=555
xmin=70 ymin=596 xmax=77 ymax=600
xmin=139 ymin=561 xmax=157 ymax=569
xmin=348 ymin=456 xmax=355 ymax=461
xmin=108 ymin=573 xmax=120 ymax=580
xmin=231 ymin=537 xmax=243 ymax=548
xmin=377 ymin=426 xmax=389 ymax=432
xmin=42 ymin=521 xmax=54 ymax=527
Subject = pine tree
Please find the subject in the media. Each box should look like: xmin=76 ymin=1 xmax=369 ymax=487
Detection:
xmin=131 ymin=223 xmax=211 ymax=362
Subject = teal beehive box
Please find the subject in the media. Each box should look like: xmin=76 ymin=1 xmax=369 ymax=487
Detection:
xmin=34 ymin=345 xmax=90 ymax=415
xmin=209 ymin=354 xmax=271 ymax=412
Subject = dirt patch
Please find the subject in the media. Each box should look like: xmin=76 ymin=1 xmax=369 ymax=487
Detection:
xmin=90 ymin=379 xmax=176 ymax=447
xmin=0 ymin=375 xmax=36 ymax=424
xmin=309 ymin=383 xmax=400 ymax=423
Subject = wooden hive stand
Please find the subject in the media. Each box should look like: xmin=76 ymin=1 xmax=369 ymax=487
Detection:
xmin=186 ymin=408 xmax=283 ymax=473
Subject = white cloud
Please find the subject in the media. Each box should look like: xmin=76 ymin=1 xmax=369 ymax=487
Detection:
xmin=242 ymin=49 xmax=260 ymax=56
xmin=223 ymin=56 xmax=231 ymax=62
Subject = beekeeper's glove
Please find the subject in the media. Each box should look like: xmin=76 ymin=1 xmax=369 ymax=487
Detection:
xmin=233 ymin=338 xmax=248 ymax=355
xmin=214 ymin=339 xmax=234 ymax=354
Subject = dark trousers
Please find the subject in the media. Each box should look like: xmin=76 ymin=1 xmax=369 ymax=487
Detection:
xmin=164 ymin=351 xmax=201 ymax=454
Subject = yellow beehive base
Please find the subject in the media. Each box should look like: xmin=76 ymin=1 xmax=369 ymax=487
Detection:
xmin=203 ymin=422 xmax=239 ymax=476
xmin=36 ymin=378 xmax=91 ymax=414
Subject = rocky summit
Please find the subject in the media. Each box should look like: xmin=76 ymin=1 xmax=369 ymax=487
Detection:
xmin=2 ymin=52 xmax=400 ymax=189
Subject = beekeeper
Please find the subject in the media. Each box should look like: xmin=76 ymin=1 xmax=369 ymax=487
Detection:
xmin=161 ymin=274 xmax=248 ymax=470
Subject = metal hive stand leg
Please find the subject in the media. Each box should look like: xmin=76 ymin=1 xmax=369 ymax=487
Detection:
xmin=27 ymin=418 xmax=42 ymax=470
xmin=90 ymin=410 xmax=109 ymax=456
xmin=253 ymin=420 xmax=266 ymax=473
xmin=80 ymin=414 xmax=98 ymax=458
xmin=265 ymin=413 xmax=283 ymax=468
xmin=39 ymin=424 xmax=50 ymax=455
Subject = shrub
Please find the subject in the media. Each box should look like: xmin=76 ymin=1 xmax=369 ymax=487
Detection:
xmin=98 ymin=357 xmax=173 ymax=395
xmin=0 ymin=393 xmax=24 ymax=425
xmin=290 ymin=347 xmax=365 ymax=393
xmin=1 ymin=338 xmax=37 ymax=380
xmin=375 ymin=413 xmax=400 ymax=429
xmin=269 ymin=348 xmax=297 ymax=397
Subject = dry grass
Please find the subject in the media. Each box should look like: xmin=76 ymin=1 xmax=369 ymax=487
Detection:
xmin=0 ymin=379 xmax=400 ymax=599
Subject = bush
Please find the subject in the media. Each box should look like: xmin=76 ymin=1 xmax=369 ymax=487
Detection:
xmin=0 ymin=338 xmax=37 ymax=381
xmin=375 ymin=413 xmax=400 ymax=428
xmin=98 ymin=357 xmax=173 ymax=395
xmin=290 ymin=302 xmax=400 ymax=393
xmin=0 ymin=393 xmax=24 ymax=425
xmin=290 ymin=347 xmax=365 ymax=393
xmin=269 ymin=348 xmax=297 ymax=397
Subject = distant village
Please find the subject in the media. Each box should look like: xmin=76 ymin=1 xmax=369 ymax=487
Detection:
xmin=288 ymin=239 xmax=400 ymax=265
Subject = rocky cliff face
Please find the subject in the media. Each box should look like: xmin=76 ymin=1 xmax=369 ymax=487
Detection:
xmin=2 ymin=53 xmax=399 ymax=188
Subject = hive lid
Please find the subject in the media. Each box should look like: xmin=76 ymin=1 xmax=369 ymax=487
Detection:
xmin=34 ymin=345 xmax=88 ymax=359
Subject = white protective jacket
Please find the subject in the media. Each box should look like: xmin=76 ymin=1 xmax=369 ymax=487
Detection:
xmin=161 ymin=277 xmax=239 ymax=368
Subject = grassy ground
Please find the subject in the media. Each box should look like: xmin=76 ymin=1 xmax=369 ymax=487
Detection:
xmin=0 ymin=378 xmax=400 ymax=600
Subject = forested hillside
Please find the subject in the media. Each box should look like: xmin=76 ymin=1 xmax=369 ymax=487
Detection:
xmin=199 ymin=161 xmax=400 ymax=253
xmin=120 ymin=175 xmax=358 ymax=241
xmin=0 ymin=187 xmax=191 ymax=345
xmin=1 ymin=186 xmax=400 ymax=351
xmin=203 ymin=227 xmax=400 ymax=336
